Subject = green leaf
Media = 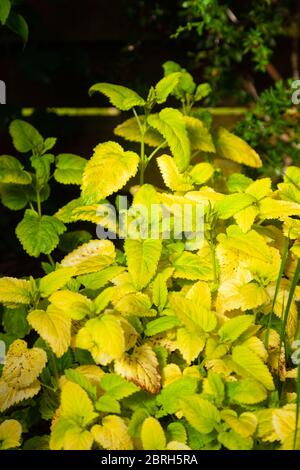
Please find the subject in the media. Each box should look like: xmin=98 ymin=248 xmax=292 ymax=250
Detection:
xmin=0 ymin=183 xmax=29 ymax=210
xmin=173 ymin=251 xmax=212 ymax=281
xmin=30 ymin=154 xmax=54 ymax=188
xmin=54 ymin=154 xmax=87 ymax=185
xmin=166 ymin=422 xmax=187 ymax=444
xmin=155 ymin=72 xmax=182 ymax=104
xmin=89 ymin=83 xmax=145 ymax=110
xmin=163 ymin=61 xmax=196 ymax=98
xmin=232 ymin=345 xmax=274 ymax=391
xmin=141 ymin=417 xmax=166 ymax=450
xmin=114 ymin=116 xmax=165 ymax=147
xmin=194 ymin=83 xmax=211 ymax=101
xmin=64 ymin=369 xmax=97 ymax=401
xmin=180 ymin=396 xmax=220 ymax=434
xmin=39 ymin=267 xmax=76 ymax=297
xmin=6 ymin=12 xmax=28 ymax=43
xmin=77 ymin=266 xmax=125 ymax=290
xmin=152 ymin=268 xmax=173 ymax=312
xmin=0 ymin=155 xmax=31 ymax=184
xmin=189 ymin=162 xmax=214 ymax=185
xmin=9 ymin=120 xmax=43 ymax=153
xmin=125 ymin=238 xmax=162 ymax=290
xmin=43 ymin=137 xmax=57 ymax=153
xmin=148 ymin=108 xmax=190 ymax=172
xmin=3 ymin=306 xmax=30 ymax=338
xmin=215 ymin=127 xmax=262 ymax=168
xmin=60 ymin=382 xmax=97 ymax=427
xmin=81 ymin=141 xmax=139 ymax=203
xmin=227 ymin=173 xmax=253 ymax=193
xmin=0 ymin=277 xmax=33 ymax=305
xmin=16 ymin=209 xmax=66 ymax=257
xmin=218 ymin=315 xmax=254 ymax=343
xmin=145 ymin=316 xmax=181 ymax=336
xmin=99 ymin=374 xmax=138 ymax=400
xmin=58 ymin=230 xmax=92 ymax=253
xmin=227 ymin=378 xmax=267 ymax=405
xmin=215 ymin=193 xmax=256 ymax=219
xmin=218 ymin=430 xmax=253 ymax=450
xmin=157 ymin=377 xmax=198 ymax=415
xmin=95 ymin=395 xmax=120 ymax=414
xmin=115 ymin=292 xmax=154 ymax=317
xmin=184 ymin=116 xmax=215 ymax=152
xmin=0 ymin=0 xmax=11 ymax=25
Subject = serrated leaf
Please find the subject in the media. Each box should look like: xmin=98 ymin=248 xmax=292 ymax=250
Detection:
xmin=114 ymin=345 xmax=161 ymax=394
xmin=64 ymin=369 xmax=97 ymax=401
xmin=175 ymin=327 xmax=206 ymax=363
xmin=30 ymin=153 xmax=54 ymax=188
xmin=173 ymin=251 xmax=212 ymax=280
xmin=227 ymin=378 xmax=267 ymax=405
xmin=141 ymin=417 xmax=166 ymax=450
xmin=0 ymin=183 xmax=29 ymax=210
xmin=9 ymin=120 xmax=43 ymax=153
xmin=76 ymin=314 xmax=125 ymax=365
xmin=0 ymin=419 xmax=22 ymax=450
xmin=115 ymin=292 xmax=154 ymax=317
xmin=50 ymin=417 xmax=93 ymax=450
xmin=125 ymin=238 xmax=162 ymax=290
xmin=81 ymin=141 xmax=139 ymax=203
xmin=215 ymin=193 xmax=256 ymax=219
xmin=157 ymin=376 xmax=197 ymax=415
xmin=0 ymin=155 xmax=31 ymax=184
xmin=114 ymin=116 xmax=165 ymax=147
xmin=259 ymin=197 xmax=300 ymax=220
xmin=166 ymin=422 xmax=187 ymax=444
xmin=16 ymin=210 xmax=66 ymax=257
xmin=145 ymin=316 xmax=181 ymax=336
xmin=0 ymin=277 xmax=32 ymax=305
xmin=99 ymin=374 xmax=138 ymax=400
xmin=0 ymin=339 xmax=47 ymax=412
xmin=184 ymin=116 xmax=215 ymax=152
xmin=28 ymin=306 xmax=71 ymax=358
xmin=157 ymin=154 xmax=193 ymax=191
xmin=54 ymin=154 xmax=87 ymax=185
xmin=95 ymin=395 xmax=120 ymax=414
xmin=49 ymin=289 xmax=94 ymax=320
xmin=232 ymin=345 xmax=274 ymax=391
xmin=215 ymin=127 xmax=262 ymax=168
xmin=189 ymin=162 xmax=214 ymax=185
xmin=227 ymin=173 xmax=253 ymax=193
xmin=61 ymin=239 xmax=115 ymax=275
xmin=60 ymin=381 xmax=97 ymax=426
xmin=180 ymin=396 xmax=220 ymax=434
xmin=218 ymin=430 xmax=253 ymax=450
xmin=77 ymin=266 xmax=125 ymax=289
xmin=89 ymin=83 xmax=145 ymax=110
xmin=92 ymin=416 xmax=133 ymax=450
xmin=219 ymin=315 xmax=254 ymax=343
xmin=155 ymin=72 xmax=181 ymax=104
xmin=148 ymin=108 xmax=190 ymax=172
xmin=39 ymin=266 xmax=76 ymax=297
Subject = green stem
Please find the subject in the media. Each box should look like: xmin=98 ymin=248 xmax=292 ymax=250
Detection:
xmin=49 ymin=351 xmax=59 ymax=389
xmin=36 ymin=189 xmax=42 ymax=217
xmin=40 ymin=382 xmax=57 ymax=393
xmin=147 ymin=140 xmax=167 ymax=162
xmin=278 ymin=259 xmax=300 ymax=386
xmin=47 ymin=254 xmax=55 ymax=267
xmin=265 ymin=237 xmax=290 ymax=349
xmin=133 ymin=107 xmax=147 ymax=185
xmin=209 ymin=240 xmax=219 ymax=290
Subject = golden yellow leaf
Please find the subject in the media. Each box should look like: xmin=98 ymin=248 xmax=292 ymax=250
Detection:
xmin=92 ymin=416 xmax=133 ymax=450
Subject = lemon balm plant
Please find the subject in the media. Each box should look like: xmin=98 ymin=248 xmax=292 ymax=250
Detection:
xmin=0 ymin=67 xmax=300 ymax=451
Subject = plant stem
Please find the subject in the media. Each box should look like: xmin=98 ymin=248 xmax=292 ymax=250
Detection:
xmin=209 ymin=240 xmax=219 ymax=289
xmin=36 ymin=189 xmax=42 ymax=217
xmin=47 ymin=254 xmax=55 ymax=267
xmin=133 ymin=107 xmax=147 ymax=185
xmin=265 ymin=237 xmax=290 ymax=349
xmin=147 ymin=140 xmax=167 ymax=162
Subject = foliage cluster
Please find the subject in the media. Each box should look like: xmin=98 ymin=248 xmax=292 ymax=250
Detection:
xmin=0 ymin=65 xmax=299 ymax=451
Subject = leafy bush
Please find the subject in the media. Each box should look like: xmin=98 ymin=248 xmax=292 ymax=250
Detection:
xmin=0 ymin=66 xmax=300 ymax=451
xmin=235 ymin=80 xmax=300 ymax=178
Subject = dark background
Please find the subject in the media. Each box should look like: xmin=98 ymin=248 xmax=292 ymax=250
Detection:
xmin=0 ymin=0 xmax=296 ymax=276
